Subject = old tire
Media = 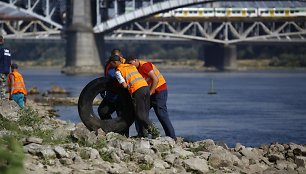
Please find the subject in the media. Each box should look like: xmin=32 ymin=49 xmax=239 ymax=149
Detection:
xmin=78 ymin=77 xmax=129 ymax=133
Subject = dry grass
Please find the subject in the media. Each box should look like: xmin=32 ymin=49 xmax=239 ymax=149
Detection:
xmin=237 ymin=59 xmax=271 ymax=69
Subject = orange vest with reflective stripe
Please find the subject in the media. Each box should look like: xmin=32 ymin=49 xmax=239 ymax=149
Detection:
xmin=139 ymin=60 xmax=166 ymax=90
xmin=116 ymin=64 xmax=148 ymax=94
xmin=8 ymin=71 xmax=27 ymax=95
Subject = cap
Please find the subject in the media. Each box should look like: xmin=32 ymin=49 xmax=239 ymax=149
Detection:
xmin=11 ymin=63 xmax=18 ymax=69
xmin=108 ymin=54 xmax=120 ymax=62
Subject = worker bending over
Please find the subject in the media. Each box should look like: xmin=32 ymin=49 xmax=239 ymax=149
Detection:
xmin=127 ymin=56 xmax=176 ymax=139
xmin=8 ymin=63 xmax=27 ymax=108
xmin=108 ymin=54 xmax=160 ymax=138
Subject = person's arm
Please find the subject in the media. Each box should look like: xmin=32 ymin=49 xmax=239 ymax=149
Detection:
xmin=115 ymin=70 xmax=128 ymax=88
xmin=8 ymin=74 xmax=14 ymax=99
xmin=147 ymin=70 xmax=159 ymax=95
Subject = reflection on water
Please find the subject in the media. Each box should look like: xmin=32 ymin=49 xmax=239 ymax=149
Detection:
xmin=23 ymin=67 xmax=306 ymax=147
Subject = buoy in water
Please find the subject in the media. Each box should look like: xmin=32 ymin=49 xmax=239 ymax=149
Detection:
xmin=208 ymin=79 xmax=217 ymax=95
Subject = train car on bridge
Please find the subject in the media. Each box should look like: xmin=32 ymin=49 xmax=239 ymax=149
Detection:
xmin=214 ymin=8 xmax=257 ymax=17
xmin=155 ymin=7 xmax=306 ymax=18
xmin=258 ymin=8 xmax=306 ymax=17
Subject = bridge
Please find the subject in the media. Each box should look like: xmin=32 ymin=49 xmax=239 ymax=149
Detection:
xmin=0 ymin=0 xmax=306 ymax=73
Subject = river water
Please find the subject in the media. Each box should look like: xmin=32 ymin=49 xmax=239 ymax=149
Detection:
xmin=22 ymin=67 xmax=306 ymax=147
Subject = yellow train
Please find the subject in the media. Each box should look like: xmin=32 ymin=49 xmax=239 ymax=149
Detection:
xmin=155 ymin=7 xmax=306 ymax=18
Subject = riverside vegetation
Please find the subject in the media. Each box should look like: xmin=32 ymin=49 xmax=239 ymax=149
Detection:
xmin=6 ymin=40 xmax=306 ymax=69
xmin=1 ymin=99 xmax=306 ymax=174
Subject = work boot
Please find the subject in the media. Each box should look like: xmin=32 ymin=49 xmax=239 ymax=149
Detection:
xmin=148 ymin=124 xmax=160 ymax=139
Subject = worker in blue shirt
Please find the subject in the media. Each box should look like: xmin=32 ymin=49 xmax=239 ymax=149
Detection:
xmin=0 ymin=35 xmax=11 ymax=100
xmin=97 ymin=49 xmax=134 ymax=136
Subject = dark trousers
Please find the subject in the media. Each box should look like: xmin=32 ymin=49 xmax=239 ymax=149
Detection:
xmin=136 ymin=89 xmax=176 ymax=139
xmin=151 ymin=90 xmax=176 ymax=139
xmin=98 ymin=89 xmax=133 ymax=136
xmin=131 ymin=86 xmax=151 ymax=133
xmin=98 ymin=99 xmax=116 ymax=120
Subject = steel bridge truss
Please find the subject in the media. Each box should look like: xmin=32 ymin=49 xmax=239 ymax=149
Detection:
xmin=0 ymin=0 xmax=65 ymax=38
xmin=112 ymin=20 xmax=306 ymax=44
xmin=1 ymin=0 xmax=306 ymax=44
xmin=0 ymin=20 xmax=60 ymax=38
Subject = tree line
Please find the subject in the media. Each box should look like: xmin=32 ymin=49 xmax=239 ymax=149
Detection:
xmin=5 ymin=40 xmax=306 ymax=67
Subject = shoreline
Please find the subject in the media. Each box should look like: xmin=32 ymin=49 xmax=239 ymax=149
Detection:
xmin=1 ymin=100 xmax=306 ymax=173
xmin=15 ymin=59 xmax=306 ymax=74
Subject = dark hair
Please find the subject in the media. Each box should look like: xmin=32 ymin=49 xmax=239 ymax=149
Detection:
xmin=111 ymin=48 xmax=121 ymax=56
xmin=108 ymin=54 xmax=121 ymax=62
xmin=125 ymin=55 xmax=137 ymax=62
xmin=11 ymin=63 xmax=18 ymax=69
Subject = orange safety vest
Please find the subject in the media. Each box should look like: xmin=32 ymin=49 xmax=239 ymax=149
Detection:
xmin=116 ymin=64 xmax=148 ymax=94
xmin=139 ymin=60 xmax=166 ymax=89
xmin=105 ymin=57 xmax=126 ymax=77
xmin=7 ymin=71 xmax=27 ymax=95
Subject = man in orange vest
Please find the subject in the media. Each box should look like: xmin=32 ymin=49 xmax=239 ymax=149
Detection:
xmin=8 ymin=63 xmax=27 ymax=108
xmin=126 ymin=56 xmax=176 ymax=139
xmin=109 ymin=54 xmax=160 ymax=138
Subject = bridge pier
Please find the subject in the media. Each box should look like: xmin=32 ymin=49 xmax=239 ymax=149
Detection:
xmin=62 ymin=0 xmax=103 ymax=75
xmin=204 ymin=44 xmax=237 ymax=70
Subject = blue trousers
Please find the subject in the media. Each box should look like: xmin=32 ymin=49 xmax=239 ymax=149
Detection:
xmin=12 ymin=93 xmax=25 ymax=109
xmin=151 ymin=90 xmax=176 ymax=139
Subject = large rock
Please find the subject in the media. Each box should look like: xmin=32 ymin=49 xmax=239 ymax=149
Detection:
xmin=208 ymin=147 xmax=241 ymax=168
xmin=0 ymin=100 xmax=20 ymax=121
xmin=183 ymin=157 xmax=209 ymax=174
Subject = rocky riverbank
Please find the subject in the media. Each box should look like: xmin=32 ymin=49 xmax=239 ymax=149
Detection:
xmin=1 ymin=100 xmax=306 ymax=174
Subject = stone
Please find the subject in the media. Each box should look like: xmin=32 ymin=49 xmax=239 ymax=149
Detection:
xmin=48 ymin=85 xmax=68 ymax=94
xmin=164 ymin=154 xmax=176 ymax=165
xmin=267 ymin=153 xmax=285 ymax=163
xmin=23 ymin=143 xmax=42 ymax=155
xmin=216 ymin=141 xmax=229 ymax=150
xmin=59 ymin=158 xmax=73 ymax=165
xmin=120 ymin=141 xmax=134 ymax=154
xmin=295 ymin=156 xmax=306 ymax=167
xmin=53 ymin=124 xmax=75 ymax=140
xmin=80 ymin=147 xmax=100 ymax=160
xmin=183 ymin=157 xmax=209 ymax=174
xmin=71 ymin=125 xmax=97 ymax=145
xmin=240 ymin=148 xmax=259 ymax=161
xmin=28 ymin=86 xmax=40 ymax=94
xmin=172 ymin=147 xmax=194 ymax=158
xmin=54 ymin=146 xmax=69 ymax=158
xmin=208 ymin=148 xmax=241 ymax=168
xmin=197 ymin=139 xmax=215 ymax=151
xmin=25 ymin=137 xmax=43 ymax=145
xmin=39 ymin=146 xmax=56 ymax=159
xmin=235 ymin=143 xmax=245 ymax=152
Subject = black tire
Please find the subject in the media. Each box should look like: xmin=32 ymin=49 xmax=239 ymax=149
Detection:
xmin=78 ymin=77 xmax=130 ymax=133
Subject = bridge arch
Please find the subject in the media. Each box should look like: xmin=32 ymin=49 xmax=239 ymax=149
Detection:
xmin=0 ymin=1 xmax=64 ymax=29
xmin=93 ymin=0 xmax=215 ymax=33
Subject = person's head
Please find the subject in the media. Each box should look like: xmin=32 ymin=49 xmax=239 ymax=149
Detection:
xmin=11 ymin=63 xmax=18 ymax=71
xmin=0 ymin=35 xmax=4 ymax=44
xmin=111 ymin=48 xmax=122 ymax=57
xmin=108 ymin=55 xmax=122 ymax=68
xmin=111 ymin=48 xmax=126 ymax=63
xmin=126 ymin=56 xmax=140 ymax=67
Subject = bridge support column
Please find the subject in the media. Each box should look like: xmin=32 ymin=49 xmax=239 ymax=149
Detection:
xmin=204 ymin=44 xmax=237 ymax=70
xmin=63 ymin=0 xmax=102 ymax=74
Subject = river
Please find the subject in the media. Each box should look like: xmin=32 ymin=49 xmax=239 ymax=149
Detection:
xmin=22 ymin=67 xmax=306 ymax=147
